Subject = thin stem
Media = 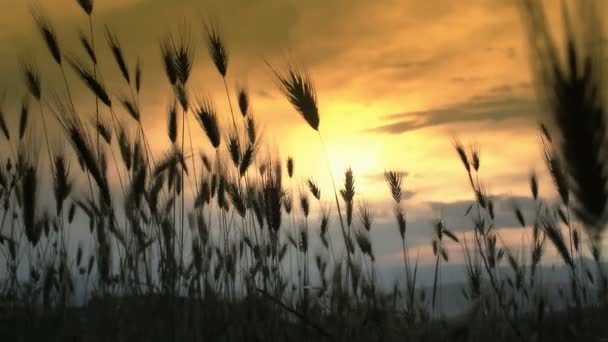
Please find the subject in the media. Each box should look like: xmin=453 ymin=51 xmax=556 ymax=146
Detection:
xmin=59 ymin=64 xmax=95 ymax=202
xmin=431 ymin=249 xmax=440 ymax=312
xmin=180 ymin=104 xmax=186 ymax=279
xmin=222 ymin=78 xmax=239 ymax=138
xmin=401 ymin=237 xmax=413 ymax=307
xmin=184 ymin=107 xmax=199 ymax=195
xmin=107 ymin=142 xmax=126 ymax=197
xmin=37 ymin=100 xmax=54 ymax=175
xmin=317 ymin=130 xmax=353 ymax=292
xmin=59 ymin=65 xmax=75 ymax=114
xmin=89 ymin=15 xmax=100 ymax=167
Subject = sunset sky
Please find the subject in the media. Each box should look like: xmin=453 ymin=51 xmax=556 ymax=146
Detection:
xmin=0 ymin=0 xmax=602 ymax=275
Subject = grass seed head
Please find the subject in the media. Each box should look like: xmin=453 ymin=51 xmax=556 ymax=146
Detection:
xmin=204 ymin=22 xmax=229 ymax=78
xmin=105 ymin=27 xmax=131 ymax=84
xmin=32 ymin=6 xmax=62 ymax=65
xmin=76 ymin=0 xmax=94 ymax=15
xmin=270 ymin=63 xmax=320 ymax=131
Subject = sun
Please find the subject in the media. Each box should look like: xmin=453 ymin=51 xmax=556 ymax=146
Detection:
xmin=324 ymin=136 xmax=382 ymax=180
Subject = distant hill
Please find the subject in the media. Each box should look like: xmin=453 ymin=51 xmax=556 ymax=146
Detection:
xmin=374 ymin=257 xmax=607 ymax=317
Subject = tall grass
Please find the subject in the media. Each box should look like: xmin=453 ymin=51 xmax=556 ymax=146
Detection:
xmin=0 ymin=1 xmax=607 ymax=341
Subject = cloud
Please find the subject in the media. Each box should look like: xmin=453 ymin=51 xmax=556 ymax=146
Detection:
xmin=485 ymin=46 xmax=517 ymax=60
xmin=369 ymin=83 xmax=539 ymax=135
xmin=450 ymin=76 xmax=487 ymax=84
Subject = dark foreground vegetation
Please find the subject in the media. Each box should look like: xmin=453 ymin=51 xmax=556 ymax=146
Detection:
xmin=1 ymin=0 xmax=608 ymax=341
xmin=2 ymin=295 xmax=608 ymax=341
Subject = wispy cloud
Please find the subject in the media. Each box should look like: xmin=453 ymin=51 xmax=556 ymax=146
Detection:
xmin=369 ymin=83 xmax=538 ymax=135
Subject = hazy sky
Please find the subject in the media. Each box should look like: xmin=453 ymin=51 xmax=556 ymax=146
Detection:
xmin=0 ymin=0 xmax=601 ymax=270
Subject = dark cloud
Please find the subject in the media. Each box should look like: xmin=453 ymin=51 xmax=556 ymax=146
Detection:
xmin=368 ymin=83 xmax=539 ymax=135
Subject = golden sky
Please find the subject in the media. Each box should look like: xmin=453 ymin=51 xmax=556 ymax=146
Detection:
xmin=0 ymin=0 xmax=602 ymax=267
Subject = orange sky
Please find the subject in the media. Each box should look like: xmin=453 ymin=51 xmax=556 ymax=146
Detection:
xmin=0 ymin=0 xmax=605 ymax=267
xmin=0 ymin=0 xmax=549 ymax=197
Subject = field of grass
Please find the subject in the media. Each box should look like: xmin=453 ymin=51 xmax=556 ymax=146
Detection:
xmin=1 ymin=0 xmax=608 ymax=341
